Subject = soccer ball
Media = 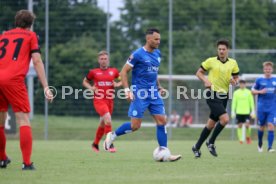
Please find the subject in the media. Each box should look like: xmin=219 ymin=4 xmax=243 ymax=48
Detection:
xmin=153 ymin=146 xmax=171 ymax=162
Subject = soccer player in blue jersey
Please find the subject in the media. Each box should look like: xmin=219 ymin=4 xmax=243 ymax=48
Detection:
xmin=252 ymin=61 xmax=276 ymax=153
xmin=103 ymin=28 xmax=181 ymax=161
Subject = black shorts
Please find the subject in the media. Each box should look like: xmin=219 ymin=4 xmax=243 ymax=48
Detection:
xmin=236 ymin=114 xmax=250 ymax=124
xmin=206 ymin=91 xmax=228 ymax=122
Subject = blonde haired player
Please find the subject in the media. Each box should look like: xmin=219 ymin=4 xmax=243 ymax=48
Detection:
xmin=83 ymin=50 xmax=121 ymax=153
xmin=252 ymin=61 xmax=276 ymax=152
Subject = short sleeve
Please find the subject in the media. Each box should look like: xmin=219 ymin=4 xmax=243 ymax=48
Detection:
xmin=252 ymin=78 xmax=260 ymax=90
xmin=201 ymin=58 xmax=211 ymax=71
xmin=30 ymin=32 xmax=40 ymax=54
xmin=86 ymin=70 xmax=94 ymax=81
xmin=114 ymin=68 xmax=120 ymax=78
xmin=232 ymin=61 xmax=239 ymax=75
xmin=126 ymin=52 xmax=138 ymax=67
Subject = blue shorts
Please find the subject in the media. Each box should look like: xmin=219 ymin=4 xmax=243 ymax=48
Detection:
xmin=128 ymin=91 xmax=165 ymax=118
xmin=257 ymin=110 xmax=276 ymax=126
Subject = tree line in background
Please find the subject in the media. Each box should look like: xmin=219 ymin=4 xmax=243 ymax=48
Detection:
xmin=1 ymin=0 xmax=276 ymax=116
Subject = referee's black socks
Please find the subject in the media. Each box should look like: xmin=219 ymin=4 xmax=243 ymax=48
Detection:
xmin=195 ymin=127 xmax=211 ymax=149
xmin=208 ymin=122 xmax=225 ymax=144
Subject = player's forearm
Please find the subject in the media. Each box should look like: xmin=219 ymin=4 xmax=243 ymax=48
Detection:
xmin=121 ymin=71 xmax=129 ymax=89
xmin=82 ymin=79 xmax=92 ymax=90
xmin=251 ymin=89 xmax=261 ymax=95
xmin=231 ymin=104 xmax=235 ymax=113
xmin=250 ymin=96 xmax=255 ymax=111
xmin=232 ymin=75 xmax=239 ymax=84
xmin=196 ymin=70 xmax=208 ymax=84
xmin=33 ymin=59 xmax=49 ymax=89
xmin=157 ymin=79 xmax=163 ymax=89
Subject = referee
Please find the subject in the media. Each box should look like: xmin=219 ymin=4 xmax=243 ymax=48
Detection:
xmin=192 ymin=39 xmax=240 ymax=158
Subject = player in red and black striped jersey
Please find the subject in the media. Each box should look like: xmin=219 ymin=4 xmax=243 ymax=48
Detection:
xmin=83 ymin=50 xmax=121 ymax=153
xmin=0 ymin=10 xmax=53 ymax=170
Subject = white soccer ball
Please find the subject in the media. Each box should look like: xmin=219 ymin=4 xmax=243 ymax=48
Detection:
xmin=153 ymin=146 xmax=171 ymax=162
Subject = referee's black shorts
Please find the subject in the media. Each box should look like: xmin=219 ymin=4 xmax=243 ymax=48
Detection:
xmin=205 ymin=90 xmax=228 ymax=122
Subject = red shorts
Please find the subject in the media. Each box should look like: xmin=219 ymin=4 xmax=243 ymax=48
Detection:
xmin=0 ymin=84 xmax=30 ymax=113
xmin=93 ymin=99 xmax=114 ymax=116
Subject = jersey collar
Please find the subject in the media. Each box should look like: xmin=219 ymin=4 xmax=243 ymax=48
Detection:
xmin=217 ymin=56 xmax=229 ymax=64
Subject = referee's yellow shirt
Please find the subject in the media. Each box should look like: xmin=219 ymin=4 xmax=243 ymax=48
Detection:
xmin=201 ymin=56 xmax=239 ymax=93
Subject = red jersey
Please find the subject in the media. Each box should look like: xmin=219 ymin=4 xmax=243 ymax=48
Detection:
xmin=0 ymin=28 xmax=40 ymax=85
xmin=86 ymin=67 xmax=120 ymax=100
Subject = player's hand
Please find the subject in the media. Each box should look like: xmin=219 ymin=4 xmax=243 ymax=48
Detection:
xmin=158 ymin=87 xmax=166 ymax=96
xmin=204 ymin=80 xmax=212 ymax=88
xmin=125 ymin=91 xmax=134 ymax=102
xmin=231 ymin=112 xmax=235 ymax=119
xmin=250 ymin=112 xmax=256 ymax=119
xmin=113 ymin=81 xmax=122 ymax=88
xmin=124 ymin=88 xmax=134 ymax=102
xmin=230 ymin=78 xmax=238 ymax=86
xmin=44 ymin=87 xmax=54 ymax=103
xmin=91 ymin=85 xmax=98 ymax=93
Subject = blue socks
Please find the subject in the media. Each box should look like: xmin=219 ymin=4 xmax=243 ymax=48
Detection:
xmin=258 ymin=129 xmax=275 ymax=149
xmin=115 ymin=122 xmax=132 ymax=136
xmin=268 ymin=130 xmax=274 ymax=149
xmin=258 ymin=130 xmax=264 ymax=148
xmin=114 ymin=123 xmax=168 ymax=148
xmin=156 ymin=125 xmax=167 ymax=147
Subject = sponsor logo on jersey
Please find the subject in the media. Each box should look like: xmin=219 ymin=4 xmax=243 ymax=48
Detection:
xmin=260 ymin=82 xmax=267 ymax=85
xmin=97 ymin=81 xmax=113 ymax=86
xmin=147 ymin=66 xmax=159 ymax=72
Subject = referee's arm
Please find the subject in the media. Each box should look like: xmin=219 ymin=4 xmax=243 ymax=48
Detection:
xmin=196 ymin=67 xmax=212 ymax=88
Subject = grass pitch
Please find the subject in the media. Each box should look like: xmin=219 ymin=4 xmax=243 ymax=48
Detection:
xmin=1 ymin=140 xmax=276 ymax=184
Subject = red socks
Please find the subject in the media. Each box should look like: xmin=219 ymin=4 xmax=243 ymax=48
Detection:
xmin=0 ymin=126 xmax=7 ymax=160
xmin=94 ymin=126 xmax=105 ymax=145
xmin=93 ymin=124 xmax=112 ymax=145
xmin=104 ymin=124 xmax=112 ymax=135
xmin=20 ymin=126 xmax=32 ymax=165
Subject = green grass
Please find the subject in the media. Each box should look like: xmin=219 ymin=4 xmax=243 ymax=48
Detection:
xmin=1 ymin=140 xmax=276 ymax=184
xmin=3 ymin=115 xmax=272 ymax=183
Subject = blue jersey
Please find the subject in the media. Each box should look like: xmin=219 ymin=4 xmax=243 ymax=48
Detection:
xmin=126 ymin=47 xmax=161 ymax=89
xmin=252 ymin=77 xmax=276 ymax=111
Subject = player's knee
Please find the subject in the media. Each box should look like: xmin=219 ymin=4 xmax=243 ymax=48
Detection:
xmin=259 ymin=126 xmax=265 ymax=131
xmin=267 ymin=123 xmax=275 ymax=131
xmin=131 ymin=124 xmax=141 ymax=131
xmin=15 ymin=112 xmax=31 ymax=126
xmin=157 ymin=120 xmax=166 ymax=126
xmin=220 ymin=115 xmax=229 ymax=125
xmin=206 ymin=124 xmax=215 ymax=129
xmin=0 ymin=112 xmax=7 ymax=125
xmin=104 ymin=120 xmax=112 ymax=126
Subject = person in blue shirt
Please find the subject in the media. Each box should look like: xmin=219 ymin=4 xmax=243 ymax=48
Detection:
xmin=252 ymin=61 xmax=276 ymax=153
xmin=103 ymin=28 xmax=181 ymax=161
